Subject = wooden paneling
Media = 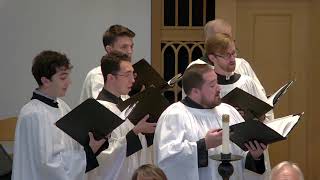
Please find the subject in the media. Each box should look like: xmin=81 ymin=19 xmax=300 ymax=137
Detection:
xmin=0 ymin=117 xmax=17 ymax=141
xmin=309 ymin=1 xmax=320 ymax=179
xmin=235 ymin=1 xmax=311 ymax=178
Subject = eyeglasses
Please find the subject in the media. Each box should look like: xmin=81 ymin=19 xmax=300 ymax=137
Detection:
xmin=214 ymin=50 xmax=237 ymax=60
xmin=112 ymin=72 xmax=137 ymax=79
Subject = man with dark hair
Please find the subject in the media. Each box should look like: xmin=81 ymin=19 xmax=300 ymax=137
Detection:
xmin=12 ymin=51 xmax=106 ymax=180
xmin=154 ymin=64 xmax=266 ymax=180
xmin=87 ymin=51 xmax=155 ymax=180
xmin=80 ymin=24 xmax=135 ymax=102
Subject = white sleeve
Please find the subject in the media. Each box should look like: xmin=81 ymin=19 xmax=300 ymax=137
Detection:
xmin=93 ymin=121 xmax=131 ymax=179
xmin=154 ymin=112 xmax=199 ymax=180
xmin=13 ymin=113 xmax=86 ymax=180
xmin=236 ymin=58 xmax=265 ymax=95
xmin=80 ymin=69 xmax=104 ymax=103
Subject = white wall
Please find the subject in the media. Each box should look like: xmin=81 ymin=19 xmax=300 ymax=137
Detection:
xmin=0 ymin=0 xmax=151 ymax=118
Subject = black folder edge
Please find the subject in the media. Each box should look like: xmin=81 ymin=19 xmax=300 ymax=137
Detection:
xmin=132 ymin=59 xmax=182 ymax=93
xmin=229 ymin=112 xmax=304 ymax=151
xmin=117 ymin=87 xmax=170 ymax=147
xmin=221 ymin=87 xmax=273 ymax=120
xmin=118 ymin=87 xmax=170 ymax=125
xmin=55 ymin=98 xmax=125 ymax=146
xmin=268 ymin=79 xmax=295 ymax=106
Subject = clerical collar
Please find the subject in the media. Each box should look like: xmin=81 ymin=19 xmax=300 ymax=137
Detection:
xmin=216 ymin=72 xmax=241 ymax=85
xmin=31 ymin=89 xmax=58 ymax=108
xmin=97 ymin=88 xmax=123 ymax=104
xmin=200 ymin=54 xmax=214 ymax=66
xmin=181 ymin=96 xmax=211 ymax=109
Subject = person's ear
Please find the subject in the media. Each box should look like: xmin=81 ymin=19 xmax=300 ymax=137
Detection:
xmin=105 ymin=45 xmax=112 ymax=53
xmin=191 ymin=87 xmax=201 ymax=97
xmin=106 ymin=73 xmax=115 ymax=82
xmin=40 ymin=77 xmax=51 ymax=87
xmin=208 ymin=54 xmax=216 ymax=63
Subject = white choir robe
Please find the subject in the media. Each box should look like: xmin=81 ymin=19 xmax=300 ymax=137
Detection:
xmin=87 ymin=99 xmax=153 ymax=180
xmin=12 ymin=99 xmax=87 ymax=180
xmin=154 ymin=102 xmax=265 ymax=180
xmin=80 ymin=66 xmax=104 ymax=103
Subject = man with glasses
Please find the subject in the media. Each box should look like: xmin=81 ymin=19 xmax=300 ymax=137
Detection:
xmin=87 ymin=51 xmax=155 ymax=180
xmin=154 ymin=64 xmax=267 ymax=180
xmin=205 ymin=33 xmax=272 ymax=121
xmin=205 ymin=33 xmax=272 ymax=179
xmin=192 ymin=19 xmax=265 ymax=94
xmin=80 ymin=24 xmax=135 ymax=102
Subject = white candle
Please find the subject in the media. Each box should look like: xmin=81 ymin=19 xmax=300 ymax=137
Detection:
xmin=222 ymin=114 xmax=230 ymax=154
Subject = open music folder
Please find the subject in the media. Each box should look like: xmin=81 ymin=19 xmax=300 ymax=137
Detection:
xmin=118 ymin=87 xmax=170 ymax=146
xmin=118 ymin=87 xmax=170 ymax=125
xmin=221 ymin=80 xmax=295 ymax=120
xmin=129 ymin=59 xmax=182 ymax=96
xmin=267 ymin=80 xmax=295 ymax=105
xmin=229 ymin=112 xmax=303 ymax=151
xmin=56 ymin=98 xmax=126 ymax=146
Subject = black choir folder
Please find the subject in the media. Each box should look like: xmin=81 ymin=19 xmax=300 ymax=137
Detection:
xmin=229 ymin=113 xmax=303 ymax=151
xmin=221 ymin=80 xmax=295 ymax=120
xmin=118 ymin=87 xmax=170 ymax=146
xmin=267 ymin=80 xmax=295 ymax=105
xmin=118 ymin=87 xmax=170 ymax=125
xmin=129 ymin=59 xmax=182 ymax=96
xmin=56 ymin=98 xmax=125 ymax=146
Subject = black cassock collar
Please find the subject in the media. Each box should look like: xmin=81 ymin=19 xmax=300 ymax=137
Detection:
xmin=31 ymin=90 xmax=58 ymax=108
xmin=181 ymin=96 xmax=212 ymax=109
xmin=216 ymin=72 xmax=241 ymax=85
xmin=97 ymin=88 xmax=123 ymax=104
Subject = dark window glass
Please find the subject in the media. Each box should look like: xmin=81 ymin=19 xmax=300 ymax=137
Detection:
xmin=192 ymin=46 xmax=204 ymax=61
xmin=178 ymin=46 xmax=189 ymax=74
xmin=192 ymin=0 xmax=203 ymax=26
xmin=178 ymin=91 xmax=182 ymax=101
xmin=206 ymin=0 xmax=215 ymax=22
xmin=163 ymin=45 xmax=175 ymax=81
xmin=164 ymin=0 xmax=175 ymax=26
xmin=178 ymin=0 xmax=189 ymax=26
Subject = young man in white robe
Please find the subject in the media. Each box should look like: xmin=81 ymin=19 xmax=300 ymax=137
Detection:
xmin=80 ymin=24 xmax=135 ymax=102
xmin=12 ymin=50 xmax=106 ymax=180
xmin=154 ymin=64 xmax=267 ymax=180
xmin=205 ymin=33 xmax=273 ymax=121
xmin=87 ymin=51 xmax=155 ymax=180
xmin=205 ymin=34 xmax=273 ymax=178
xmin=190 ymin=19 xmax=265 ymax=94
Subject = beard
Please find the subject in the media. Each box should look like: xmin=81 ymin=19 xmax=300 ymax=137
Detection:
xmin=222 ymin=64 xmax=236 ymax=73
xmin=200 ymin=95 xmax=221 ymax=109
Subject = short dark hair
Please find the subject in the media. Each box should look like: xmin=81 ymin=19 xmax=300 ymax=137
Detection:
xmin=182 ymin=64 xmax=214 ymax=95
xmin=132 ymin=164 xmax=167 ymax=180
xmin=102 ymin=24 xmax=135 ymax=48
xmin=32 ymin=50 xmax=72 ymax=86
xmin=100 ymin=51 xmax=131 ymax=82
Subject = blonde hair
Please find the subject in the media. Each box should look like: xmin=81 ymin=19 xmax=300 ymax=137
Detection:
xmin=205 ymin=33 xmax=233 ymax=56
xmin=204 ymin=19 xmax=232 ymax=39
xmin=270 ymin=161 xmax=304 ymax=180
xmin=132 ymin=164 xmax=167 ymax=180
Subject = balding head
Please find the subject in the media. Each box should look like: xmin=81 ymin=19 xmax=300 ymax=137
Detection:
xmin=204 ymin=19 xmax=232 ymax=40
xmin=270 ymin=161 xmax=304 ymax=180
